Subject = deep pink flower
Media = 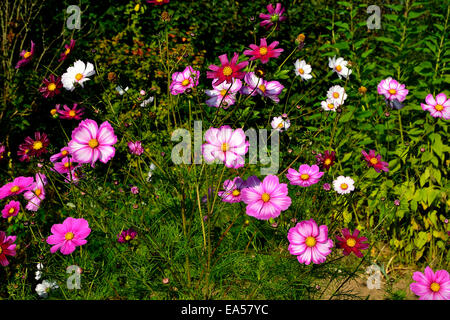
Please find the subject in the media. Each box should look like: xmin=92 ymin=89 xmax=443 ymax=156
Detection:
xmin=241 ymin=175 xmax=291 ymax=220
xmin=206 ymin=53 xmax=248 ymax=87
xmin=68 ymin=119 xmax=117 ymax=167
xmin=410 ymin=266 xmax=450 ymax=300
xmin=47 ymin=217 xmax=91 ymax=255
xmin=377 ymin=77 xmax=408 ymax=102
xmin=146 ymin=0 xmax=169 ymax=4
xmin=241 ymin=72 xmax=284 ymax=103
xmin=361 ymin=149 xmax=389 ymax=173
xmin=59 ymin=39 xmax=76 ymax=62
xmin=336 ymin=228 xmax=369 ymax=258
xmin=170 ymin=66 xmax=200 ymax=95
xmin=218 ymin=177 xmax=246 ymax=203
xmin=421 ymin=93 xmax=450 ymax=120
xmin=53 ymin=157 xmax=78 ymax=175
xmin=23 ymin=132 xmax=50 ymax=158
xmin=117 ymin=229 xmax=137 ymax=243
xmin=2 ymin=200 xmax=20 ymax=219
xmin=323 ymin=183 xmax=331 ymax=191
xmin=259 ymin=3 xmax=287 ymax=29
xmin=243 ymin=38 xmax=283 ymax=64
xmin=50 ymin=146 xmax=71 ymax=163
xmin=131 ymin=186 xmax=139 ymax=194
xmin=205 ymin=79 xmax=242 ymax=109
xmin=0 ymin=176 xmax=34 ymax=200
xmin=286 ymin=164 xmax=324 ymax=187
xmin=23 ymin=173 xmax=47 ymax=212
xmin=202 ymin=126 xmax=249 ymax=168
xmin=15 ymin=40 xmax=35 ymax=69
xmin=0 ymin=144 xmax=5 ymax=161
xmin=287 ymin=219 xmax=333 ymax=265
xmin=315 ymin=150 xmax=336 ymax=170
xmin=56 ymin=103 xmax=85 ymax=120
xmin=17 ymin=143 xmax=32 ymax=162
xmin=0 ymin=231 xmax=17 ymax=266
xmin=39 ymin=74 xmax=63 ymax=98
xmin=128 ymin=141 xmax=144 ymax=156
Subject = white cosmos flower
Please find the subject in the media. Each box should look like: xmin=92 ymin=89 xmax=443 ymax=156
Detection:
xmin=35 ymin=263 xmax=44 ymax=280
xmin=328 ymin=56 xmax=352 ymax=79
xmin=294 ymin=59 xmax=312 ymax=81
xmin=116 ymin=86 xmax=129 ymax=95
xmin=61 ymin=60 xmax=95 ymax=91
xmin=327 ymin=85 xmax=347 ymax=106
xmin=321 ymin=99 xmax=337 ymax=112
xmin=271 ymin=116 xmax=291 ymax=131
xmin=35 ymin=280 xmax=59 ymax=298
xmin=333 ymin=176 xmax=355 ymax=194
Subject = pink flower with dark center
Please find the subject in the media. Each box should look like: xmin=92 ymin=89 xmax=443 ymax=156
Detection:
xmin=377 ymin=77 xmax=408 ymax=102
xmin=59 ymin=39 xmax=76 ymax=62
xmin=206 ymin=53 xmax=248 ymax=87
xmin=170 ymin=66 xmax=200 ymax=95
xmin=0 ymin=231 xmax=16 ymax=266
xmin=241 ymin=72 xmax=284 ymax=103
xmin=202 ymin=126 xmax=249 ymax=169
xmin=117 ymin=229 xmax=137 ymax=243
xmin=286 ymin=164 xmax=324 ymax=187
xmin=39 ymin=74 xmax=63 ymax=98
xmin=50 ymin=147 xmax=71 ymax=163
xmin=336 ymin=228 xmax=369 ymax=258
xmin=15 ymin=40 xmax=35 ymax=69
xmin=128 ymin=141 xmax=144 ymax=156
xmin=47 ymin=217 xmax=91 ymax=255
xmin=23 ymin=173 xmax=47 ymax=212
xmin=218 ymin=177 xmax=246 ymax=203
xmin=410 ymin=266 xmax=450 ymax=300
xmin=421 ymin=93 xmax=450 ymax=120
xmin=241 ymin=175 xmax=291 ymax=220
xmin=361 ymin=150 xmax=389 ymax=173
xmin=243 ymin=38 xmax=283 ymax=64
xmin=68 ymin=119 xmax=117 ymax=167
xmin=259 ymin=3 xmax=287 ymax=29
xmin=287 ymin=219 xmax=333 ymax=265
xmin=2 ymin=200 xmax=20 ymax=219
xmin=56 ymin=104 xmax=85 ymax=120
xmin=205 ymin=79 xmax=242 ymax=109
xmin=0 ymin=176 xmax=34 ymax=200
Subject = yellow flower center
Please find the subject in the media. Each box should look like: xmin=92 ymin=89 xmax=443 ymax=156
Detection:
xmin=388 ymin=89 xmax=397 ymax=95
xmin=300 ymin=174 xmax=310 ymax=180
xmin=430 ymin=282 xmax=440 ymax=292
xmin=88 ymin=139 xmax=99 ymax=148
xmin=33 ymin=141 xmax=43 ymax=150
xmin=8 ymin=208 xmax=15 ymax=214
xmin=181 ymin=79 xmax=190 ymax=86
xmin=340 ymin=183 xmax=348 ymax=190
xmin=222 ymin=66 xmax=232 ymax=76
xmin=305 ymin=236 xmax=316 ymax=247
xmin=64 ymin=162 xmax=71 ymax=168
xmin=47 ymin=83 xmax=57 ymax=91
xmin=65 ymin=232 xmax=74 ymax=240
xmin=75 ymin=73 xmax=83 ymax=81
xmin=125 ymin=235 xmax=131 ymax=241
xmin=232 ymin=189 xmax=240 ymax=196
xmin=69 ymin=110 xmax=76 ymax=117
xmin=258 ymin=84 xmax=266 ymax=93
xmin=220 ymin=89 xmax=227 ymax=96
xmin=435 ymin=104 xmax=443 ymax=111
xmin=261 ymin=193 xmax=271 ymax=203
xmin=324 ymin=158 xmax=332 ymax=165
xmin=370 ymin=157 xmax=378 ymax=165
xmin=298 ymin=68 xmax=304 ymax=74
xmin=65 ymin=48 xmax=71 ymax=55
xmin=10 ymin=186 xmax=20 ymax=193
xmin=259 ymin=47 xmax=268 ymax=56
xmin=336 ymin=65 xmax=342 ymax=72
xmin=327 ymin=103 xmax=335 ymax=110
xmin=24 ymin=51 xmax=32 ymax=59
xmin=35 ymin=189 xmax=41 ymax=196
xmin=333 ymin=92 xmax=339 ymax=99
xmin=62 ymin=150 xmax=68 ymax=156
xmin=221 ymin=143 xmax=229 ymax=152
xmin=277 ymin=122 xmax=284 ymax=128
xmin=346 ymin=238 xmax=356 ymax=247
xmin=50 ymin=109 xmax=57 ymax=115
xmin=0 ymin=247 xmax=2 ymax=254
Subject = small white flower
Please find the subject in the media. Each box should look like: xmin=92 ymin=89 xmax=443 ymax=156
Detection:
xmin=328 ymin=56 xmax=352 ymax=79
xmin=116 ymin=86 xmax=129 ymax=95
xmin=61 ymin=60 xmax=96 ymax=91
xmin=35 ymin=280 xmax=59 ymax=298
xmin=140 ymin=96 xmax=154 ymax=107
xmin=327 ymin=85 xmax=347 ymax=106
xmin=35 ymin=263 xmax=44 ymax=280
xmin=333 ymin=176 xmax=355 ymax=194
xmin=294 ymin=59 xmax=312 ymax=81
xmin=320 ymin=99 xmax=337 ymax=112
xmin=271 ymin=116 xmax=291 ymax=131
xmin=146 ymin=163 xmax=156 ymax=182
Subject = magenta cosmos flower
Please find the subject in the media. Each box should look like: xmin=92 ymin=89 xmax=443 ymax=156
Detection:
xmin=68 ymin=119 xmax=117 ymax=167
xmin=244 ymin=38 xmax=283 ymax=64
xmin=241 ymin=175 xmax=291 ymax=220
xmin=205 ymin=78 xmax=242 ymax=109
xmin=286 ymin=164 xmax=324 ymax=187
xmin=0 ymin=231 xmax=16 ymax=266
xmin=315 ymin=150 xmax=336 ymax=170
xmin=259 ymin=3 xmax=287 ymax=29
xmin=287 ymin=219 xmax=333 ymax=265
xmin=336 ymin=228 xmax=369 ymax=258
xmin=39 ymin=74 xmax=63 ymax=98
xmin=23 ymin=173 xmax=47 ymax=212
xmin=147 ymin=0 xmax=169 ymax=4
xmin=241 ymin=72 xmax=284 ymax=103
xmin=56 ymin=103 xmax=85 ymax=120
xmin=23 ymin=132 xmax=50 ymax=158
xmin=2 ymin=200 xmax=20 ymax=219
xmin=361 ymin=150 xmax=389 ymax=173
xmin=202 ymin=126 xmax=249 ymax=168
xmin=421 ymin=93 xmax=450 ymax=120
xmin=117 ymin=229 xmax=137 ymax=243
xmin=53 ymin=157 xmax=78 ymax=175
xmin=128 ymin=141 xmax=144 ymax=156
xmin=410 ymin=266 xmax=450 ymax=300
xmin=47 ymin=217 xmax=91 ymax=255
xmin=170 ymin=66 xmax=200 ymax=95
xmin=0 ymin=176 xmax=34 ymax=200
xmin=377 ymin=77 xmax=408 ymax=102
xmin=15 ymin=40 xmax=35 ymax=69
xmin=50 ymin=146 xmax=70 ymax=163
xmin=218 ymin=176 xmax=246 ymax=203
xmin=207 ymin=53 xmax=248 ymax=87
xmin=59 ymin=39 xmax=76 ymax=62
xmin=0 ymin=144 xmax=5 ymax=161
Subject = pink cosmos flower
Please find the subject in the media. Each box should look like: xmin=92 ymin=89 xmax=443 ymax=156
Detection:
xmin=259 ymin=3 xmax=287 ymax=29
xmin=286 ymin=164 xmax=324 ymax=187
xmin=205 ymin=79 xmax=242 ymax=109
xmin=68 ymin=119 xmax=117 ymax=167
xmin=243 ymin=38 xmax=283 ymax=64
xmin=50 ymin=146 xmax=71 ymax=163
xmin=47 ymin=217 xmax=91 ymax=255
xmin=0 ymin=231 xmax=16 ymax=266
xmin=39 ymin=74 xmax=63 ymax=98
xmin=59 ymin=39 xmax=76 ymax=62
xmin=0 ymin=143 xmax=5 ymax=161
xmin=241 ymin=175 xmax=291 ymax=220
xmin=410 ymin=266 xmax=450 ymax=300
xmin=23 ymin=173 xmax=47 ymax=212
xmin=53 ymin=157 xmax=78 ymax=175
xmin=336 ymin=228 xmax=369 ymax=258
xmin=117 ymin=229 xmax=137 ymax=243
xmin=377 ymin=77 xmax=409 ymax=102
xmin=202 ymin=126 xmax=249 ymax=168
xmin=0 ymin=176 xmax=34 ymax=200
xmin=56 ymin=104 xmax=85 ymax=120
xmin=128 ymin=141 xmax=144 ymax=156
xmin=131 ymin=186 xmax=139 ymax=194
xmin=207 ymin=53 xmax=248 ymax=87
xmin=15 ymin=40 xmax=35 ymax=69
xmin=170 ymin=66 xmax=200 ymax=95
xmin=2 ymin=200 xmax=20 ymax=219
xmin=17 ymin=143 xmax=32 ymax=162
xmin=287 ymin=219 xmax=334 ymax=265
xmin=218 ymin=177 xmax=246 ymax=203
xmin=241 ymin=72 xmax=284 ymax=103
xmin=147 ymin=0 xmax=169 ymax=4
xmin=421 ymin=93 xmax=450 ymax=120
xmin=361 ymin=150 xmax=389 ymax=173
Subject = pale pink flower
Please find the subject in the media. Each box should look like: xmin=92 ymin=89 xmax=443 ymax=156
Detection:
xmin=205 ymin=79 xmax=242 ymax=109
xmin=410 ymin=266 xmax=450 ymax=300
xmin=241 ymin=72 xmax=284 ymax=103
xmin=218 ymin=177 xmax=246 ymax=203
xmin=47 ymin=217 xmax=91 ymax=255
xmin=421 ymin=93 xmax=450 ymax=120
xmin=23 ymin=173 xmax=47 ymax=211
xmin=128 ymin=141 xmax=144 ymax=156
xmin=170 ymin=66 xmax=200 ymax=95
xmin=286 ymin=164 xmax=324 ymax=187
xmin=377 ymin=77 xmax=408 ymax=102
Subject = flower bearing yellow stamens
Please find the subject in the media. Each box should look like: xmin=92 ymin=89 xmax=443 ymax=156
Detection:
xmin=389 ymin=89 xmax=397 ymax=95
xmin=259 ymin=47 xmax=268 ymax=56
xmin=65 ymin=48 xmax=71 ymax=55
xmin=125 ymin=235 xmax=131 ymax=241
xmin=435 ymin=104 xmax=443 ymax=111
xmin=65 ymin=232 xmax=74 ymax=241
xmin=69 ymin=110 xmax=76 ymax=117
xmin=24 ymin=51 xmax=32 ymax=59
xmin=64 ymin=162 xmax=71 ymax=168
xmin=277 ymin=122 xmax=284 ymax=128
xmin=335 ymin=65 xmax=342 ymax=72
xmin=430 ymin=282 xmax=440 ymax=292
xmin=222 ymin=66 xmax=232 ymax=76
xmin=88 ymin=139 xmax=99 ymax=148
xmin=346 ymin=238 xmax=356 ymax=247
xmin=340 ymin=183 xmax=348 ymax=190
xmin=232 ymin=189 xmax=240 ymax=196
xmin=327 ymin=104 xmax=334 ymax=110
xmin=220 ymin=89 xmax=228 ymax=96
xmin=333 ymin=92 xmax=339 ymax=99
xmin=258 ymin=84 xmax=266 ymax=93
xmin=370 ymin=157 xmax=378 ymax=165
xmin=324 ymin=158 xmax=332 ymax=165
xmin=261 ymin=193 xmax=271 ymax=203
xmin=75 ymin=73 xmax=83 ymax=81
xmin=181 ymin=79 xmax=190 ymax=86
xmin=298 ymin=68 xmax=304 ymax=74
xmin=221 ymin=143 xmax=229 ymax=152
xmin=305 ymin=236 xmax=316 ymax=247
xmin=300 ymin=174 xmax=310 ymax=180
xmin=33 ymin=141 xmax=43 ymax=150
xmin=10 ymin=186 xmax=20 ymax=193
xmin=62 ymin=150 xmax=68 ymax=156
xmin=47 ymin=83 xmax=57 ymax=91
